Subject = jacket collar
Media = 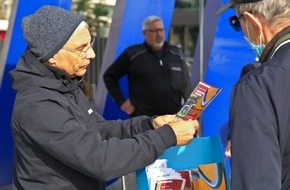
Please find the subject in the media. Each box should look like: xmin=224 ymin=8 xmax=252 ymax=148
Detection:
xmin=259 ymin=25 xmax=290 ymax=63
xmin=13 ymin=49 xmax=82 ymax=92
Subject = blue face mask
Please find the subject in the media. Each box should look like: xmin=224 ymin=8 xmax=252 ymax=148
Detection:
xmin=244 ymin=36 xmax=265 ymax=58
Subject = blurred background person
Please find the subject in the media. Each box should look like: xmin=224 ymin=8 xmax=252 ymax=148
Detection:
xmin=103 ymin=15 xmax=193 ymax=117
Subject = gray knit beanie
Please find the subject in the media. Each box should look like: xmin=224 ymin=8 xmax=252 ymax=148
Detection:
xmin=22 ymin=5 xmax=83 ymax=62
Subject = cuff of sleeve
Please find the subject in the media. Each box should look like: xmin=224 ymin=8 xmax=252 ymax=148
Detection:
xmin=156 ymin=125 xmax=177 ymax=148
xmin=141 ymin=117 xmax=155 ymax=131
xmin=149 ymin=115 xmax=157 ymax=129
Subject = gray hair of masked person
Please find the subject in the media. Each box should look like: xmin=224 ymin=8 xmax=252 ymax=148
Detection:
xmin=21 ymin=5 xmax=86 ymax=62
xmin=236 ymin=0 xmax=290 ymax=23
xmin=216 ymin=0 xmax=290 ymax=25
xmin=142 ymin=15 xmax=163 ymax=31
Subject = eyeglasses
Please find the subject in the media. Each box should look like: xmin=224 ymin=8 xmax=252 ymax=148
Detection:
xmin=229 ymin=15 xmax=243 ymax=31
xmin=146 ymin=29 xmax=164 ymax=33
xmin=62 ymin=37 xmax=95 ymax=58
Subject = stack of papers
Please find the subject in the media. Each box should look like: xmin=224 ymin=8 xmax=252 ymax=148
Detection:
xmin=146 ymin=159 xmax=192 ymax=190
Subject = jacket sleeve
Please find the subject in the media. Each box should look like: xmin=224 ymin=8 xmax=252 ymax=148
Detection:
xmin=18 ymin=100 xmax=177 ymax=182
xmin=91 ymin=111 xmax=156 ymax=139
xmin=103 ymin=50 xmax=131 ymax=107
xmin=229 ymin=82 xmax=281 ymax=190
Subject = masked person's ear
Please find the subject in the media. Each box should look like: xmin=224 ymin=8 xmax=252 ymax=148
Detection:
xmin=243 ymin=12 xmax=262 ymax=34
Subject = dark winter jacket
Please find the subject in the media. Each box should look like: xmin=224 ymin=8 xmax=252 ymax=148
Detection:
xmin=103 ymin=42 xmax=193 ymax=116
xmin=9 ymin=49 xmax=177 ymax=190
xmin=229 ymin=27 xmax=290 ymax=190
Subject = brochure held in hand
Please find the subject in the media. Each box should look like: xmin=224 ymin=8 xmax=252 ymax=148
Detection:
xmin=176 ymin=81 xmax=221 ymax=121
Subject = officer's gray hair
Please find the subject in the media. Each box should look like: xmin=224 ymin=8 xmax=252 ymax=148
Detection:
xmin=142 ymin=16 xmax=163 ymax=31
xmin=235 ymin=0 xmax=290 ymax=26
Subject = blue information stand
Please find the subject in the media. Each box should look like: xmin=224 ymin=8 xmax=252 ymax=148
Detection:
xmin=136 ymin=136 xmax=230 ymax=190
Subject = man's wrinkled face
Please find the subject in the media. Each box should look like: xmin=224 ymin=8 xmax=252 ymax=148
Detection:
xmin=143 ymin=20 xmax=165 ymax=50
xmin=51 ymin=24 xmax=96 ymax=78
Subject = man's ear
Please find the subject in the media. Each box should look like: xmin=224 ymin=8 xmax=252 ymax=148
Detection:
xmin=244 ymin=12 xmax=262 ymax=34
xmin=243 ymin=12 xmax=263 ymax=44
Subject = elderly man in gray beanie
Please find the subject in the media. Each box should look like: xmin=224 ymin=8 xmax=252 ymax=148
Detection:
xmin=9 ymin=5 xmax=199 ymax=190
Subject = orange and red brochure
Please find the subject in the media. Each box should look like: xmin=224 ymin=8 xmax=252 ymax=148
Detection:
xmin=176 ymin=81 xmax=221 ymax=120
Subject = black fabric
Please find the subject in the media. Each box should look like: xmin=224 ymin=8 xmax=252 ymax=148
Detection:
xmin=227 ymin=61 xmax=261 ymax=141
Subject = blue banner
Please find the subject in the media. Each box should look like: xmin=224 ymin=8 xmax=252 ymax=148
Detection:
xmin=0 ymin=0 xmax=72 ymax=186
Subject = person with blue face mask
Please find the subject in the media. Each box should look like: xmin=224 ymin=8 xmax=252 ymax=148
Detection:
xmin=216 ymin=0 xmax=290 ymax=189
xmin=243 ymin=17 xmax=265 ymax=59
xmin=244 ymin=34 xmax=265 ymax=58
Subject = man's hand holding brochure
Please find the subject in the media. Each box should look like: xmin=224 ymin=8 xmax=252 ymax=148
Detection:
xmin=145 ymin=81 xmax=222 ymax=190
xmin=151 ymin=81 xmax=221 ymax=144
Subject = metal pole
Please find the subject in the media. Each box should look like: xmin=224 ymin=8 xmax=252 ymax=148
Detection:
xmin=199 ymin=0 xmax=204 ymax=82
xmin=199 ymin=0 xmax=205 ymax=134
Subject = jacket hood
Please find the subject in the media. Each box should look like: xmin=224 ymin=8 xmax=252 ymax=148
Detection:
xmin=10 ymin=49 xmax=80 ymax=94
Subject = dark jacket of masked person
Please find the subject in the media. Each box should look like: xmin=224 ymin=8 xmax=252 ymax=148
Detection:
xmin=229 ymin=27 xmax=290 ymax=190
